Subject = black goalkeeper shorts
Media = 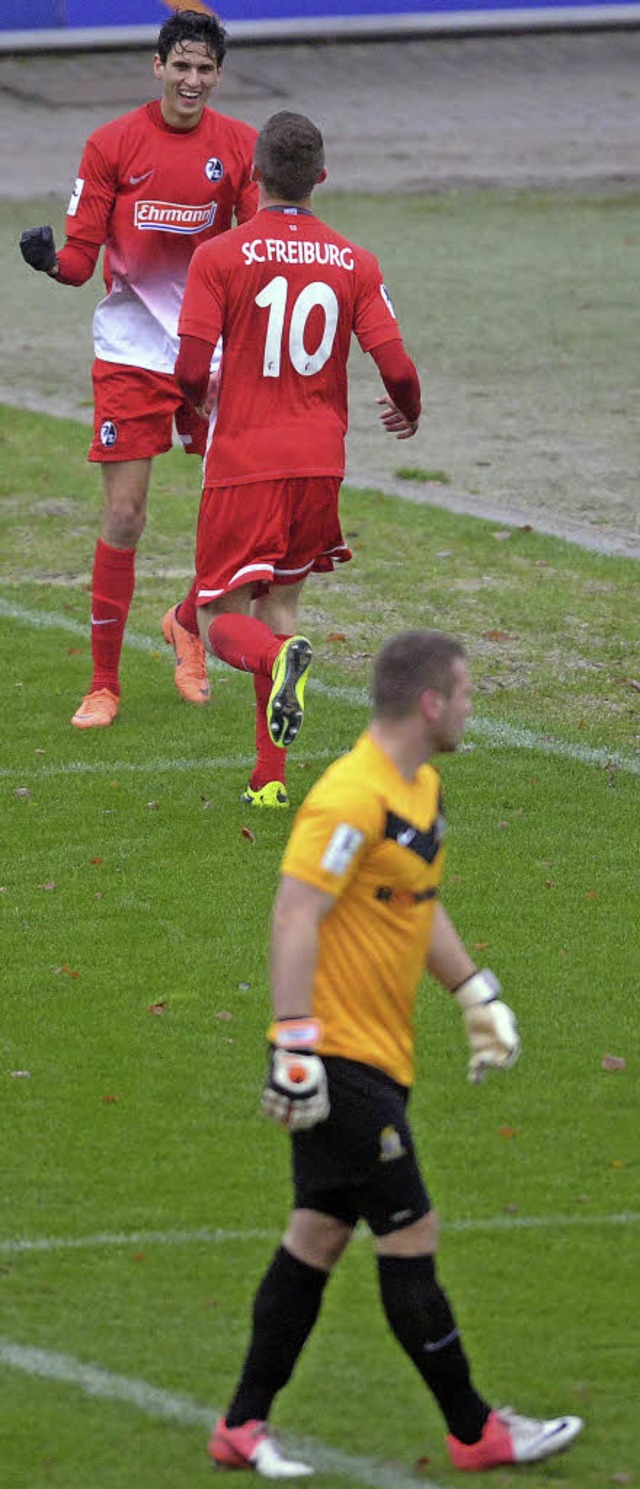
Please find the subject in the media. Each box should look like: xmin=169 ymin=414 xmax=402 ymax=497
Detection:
xmin=291 ymin=1056 xmax=431 ymax=1237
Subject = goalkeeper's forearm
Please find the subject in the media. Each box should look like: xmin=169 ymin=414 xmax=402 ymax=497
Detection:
xmin=270 ymin=876 xmax=331 ymax=1021
xmin=426 ymin=903 xmax=477 ymax=991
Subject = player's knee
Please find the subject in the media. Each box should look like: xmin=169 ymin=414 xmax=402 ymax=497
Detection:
xmin=284 ymin=1210 xmax=352 ymax=1272
xmin=376 ymin=1208 xmax=439 ymax=1257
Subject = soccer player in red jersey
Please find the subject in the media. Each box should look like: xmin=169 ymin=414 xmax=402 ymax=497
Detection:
xmin=175 ymin=110 xmax=422 ymax=807
xmin=19 ymin=9 xmax=258 ymax=729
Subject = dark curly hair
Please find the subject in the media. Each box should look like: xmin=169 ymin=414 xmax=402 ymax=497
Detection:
xmin=156 ymin=9 xmax=227 ymax=67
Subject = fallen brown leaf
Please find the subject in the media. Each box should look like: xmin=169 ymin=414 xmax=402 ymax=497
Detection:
xmin=215 ymin=1010 xmax=233 ymax=1021
xmin=326 ymin=631 xmax=348 ymax=642
xmin=147 ymin=1001 xmax=167 ymax=1016
xmin=90 ymin=857 xmax=103 ymax=865
xmin=544 ymin=879 xmax=557 ymax=889
xmin=584 ymin=890 xmax=598 ymax=901
xmin=482 ymin=629 xmax=514 ymax=641
xmin=601 ymin=1054 xmax=626 ymax=1072
xmin=101 ymin=1093 xmax=118 ymax=1103
xmin=54 ymin=963 xmax=80 ymax=978
xmin=472 ymin=941 xmax=490 ymax=950
xmin=39 ymin=881 xmax=57 ymax=892
xmin=500 ymin=1125 xmax=518 ymax=1139
xmin=240 ymin=825 xmax=256 ymax=842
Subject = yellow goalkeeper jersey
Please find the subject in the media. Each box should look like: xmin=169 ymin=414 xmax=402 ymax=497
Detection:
xmin=280 ymin=730 xmax=446 ymax=1086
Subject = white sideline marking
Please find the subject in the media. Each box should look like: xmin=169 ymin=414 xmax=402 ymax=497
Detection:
xmin=0 ymin=1340 xmax=441 ymax=1489
xmin=1 ymin=596 xmax=639 ymax=777
xmin=0 ymin=751 xmax=336 ymax=781
xmin=1 ymin=1211 xmax=637 ymax=1257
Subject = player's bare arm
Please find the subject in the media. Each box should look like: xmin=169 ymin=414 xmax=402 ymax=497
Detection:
xmin=426 ymin=902 xmax=476 ymax=989
xmin=262 ymin=875 xmax=333 ymax=1131
xmin=427 ymin=904 xmax=520 ymax=1082
xmin=270 ymin=874 xmax=333 ymax=1020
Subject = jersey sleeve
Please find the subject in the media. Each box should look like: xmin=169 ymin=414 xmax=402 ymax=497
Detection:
xmin=281 ymin=781 xmax=383 ymax=900
xmin=178 ymin=242 xmax=226 ymax=344
xmin=353 ymin=250 xmax=405 ymax=354
xmin=235 ymin=171 xmax=259 ymax=225
xmin=64 ymin=134 xmax=117 ymax=247
xmin=178 ymin=247 xmax=226 ymax=345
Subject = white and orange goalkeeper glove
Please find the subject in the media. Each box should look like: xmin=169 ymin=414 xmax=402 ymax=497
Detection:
xmin=453 ymin=970 xmax=520 ymax=1084
xmin=261 ymin=1018 xmax=329 ymax=1131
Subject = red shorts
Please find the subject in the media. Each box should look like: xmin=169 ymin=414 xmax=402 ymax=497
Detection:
xmin=89 ymin=360 xmax=208 ymax=462
xmin=195 ymin=476 xmax=352 ymax=602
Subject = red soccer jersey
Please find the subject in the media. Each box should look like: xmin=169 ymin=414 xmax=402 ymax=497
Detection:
xmin=66 ymin=101 xmax=257 ymax=373
xmin=178 ymin=205 xmax=403 ymax=484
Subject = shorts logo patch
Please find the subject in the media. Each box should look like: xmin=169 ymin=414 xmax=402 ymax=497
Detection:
xmin=379 ymin=1124 xmax=406 ymax=1163
xmin=205 ymin=156 xmax=224 ymax=183
xmin=320 ymin=823 xmax=365 ymax=876
xmin=100 ymin=420 xmax=117 ymax=447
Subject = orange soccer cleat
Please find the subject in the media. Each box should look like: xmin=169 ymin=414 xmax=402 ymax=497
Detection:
xmin=71 ymin=687 xmax=119 ymax=729
xmin=162 ymin=604 xmax=210 ymax=704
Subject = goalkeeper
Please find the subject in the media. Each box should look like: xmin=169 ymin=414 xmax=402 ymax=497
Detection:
xmin=209 ymin=629 xmax=583 ymax=1478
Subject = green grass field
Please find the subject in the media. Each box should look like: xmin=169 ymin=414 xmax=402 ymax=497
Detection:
xmin=1 ymin=401 xmax=638 ymax=1489
xmin=1 ymin=174 xmax=639 ymax=1488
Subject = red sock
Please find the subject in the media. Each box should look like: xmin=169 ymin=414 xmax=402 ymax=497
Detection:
xmin=208 ymin=612 xmax=281 ymax=676
xmin=175 ymin=579 xmax=199 ymax=638
xmin=89 ymin=538 xmax=135 ymax=695
xmin=250 ymin=669 xmax=287 ymax=790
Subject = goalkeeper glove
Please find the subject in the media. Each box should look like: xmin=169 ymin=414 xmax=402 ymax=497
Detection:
xmin=261 ymin=1018 xmax=329 ymax=1131
xmin=20 ymin=225 xmax=58 ymax=273
xmin=453 ymin=969 xmax=520 ymax=1084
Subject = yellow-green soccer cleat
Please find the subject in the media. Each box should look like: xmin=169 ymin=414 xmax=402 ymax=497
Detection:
xmin=241 ymin=782 xmax=290 ymax=809
xmin=267 ymin=636 xmax=313 ymax=748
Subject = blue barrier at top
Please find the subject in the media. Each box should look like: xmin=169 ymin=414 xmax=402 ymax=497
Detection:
xmin=2 ymin=0 xmax=640 ymax=36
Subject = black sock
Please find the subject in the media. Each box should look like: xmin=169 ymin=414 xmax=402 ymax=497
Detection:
xmin=226 ymin=1246 xmax=329 ymax=1427
xmin=377 ymin=1252 xmax=490 ymax=1444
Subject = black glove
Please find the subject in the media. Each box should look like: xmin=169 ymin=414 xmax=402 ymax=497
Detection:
xmin=20 ymin=225 xmax=57 ymax=273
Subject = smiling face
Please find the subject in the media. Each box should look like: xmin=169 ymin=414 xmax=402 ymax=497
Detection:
xmin=154 ymin=40 xmax=220 ymax=131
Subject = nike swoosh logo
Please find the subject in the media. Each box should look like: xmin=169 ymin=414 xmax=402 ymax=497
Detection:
xmin=91 ymin=615 xmax=117 ymax=626
xmin=129 ymin=170 xmax=153 ymax=185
